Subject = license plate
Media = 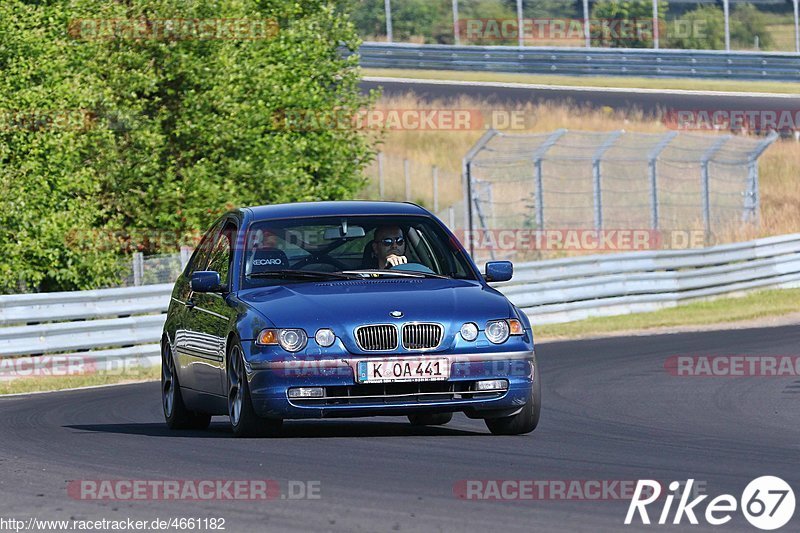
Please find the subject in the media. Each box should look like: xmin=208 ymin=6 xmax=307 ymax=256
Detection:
xmin=357 ymin=357 xmax=450 ymax=383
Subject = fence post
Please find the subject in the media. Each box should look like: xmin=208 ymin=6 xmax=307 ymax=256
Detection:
xmin=592 ymin=131 xmax=623 ymax=230
xmin=582 ymin=0 xmax=590 ymax=48
xmin=403 ymin=159 xmax=411 ymax=202
xmin=700 ymin=136 xmax=731 ymax=238
xmin=432 ymin=166 xmax=439 ymax=213
xmin=534 ymin=160 xmax=545 ymax=229
xmin=723 ymin=0 xmax=730 ymax=51
xmin=794 ymin=0 xmax=800 ymax=53
xmin=531 ymin=129 xmax=567 ymax=230
xmin=744 ymin=132 xmax=779 ymax=225
xmin=133 ymin=252 xmax=144 ymax=286
xmin=647 ymin=131 xmax=677 ymax=230
xmin=452 ymin=0 xmax=460 ymax=45
xmin=377 ymin=152 xmax=385 ymax=200
xmin=461 ymin=129 xmax=499 ymax=257
xmin=516 ymin=0 xmax=524 ymax=48
xmin=385 ymin=0 xmax=393 ymax=43
xmin=652 ymin=0 xmax=659 ymax=49
xmin=180 ymin=246 xmax=193 ymax=270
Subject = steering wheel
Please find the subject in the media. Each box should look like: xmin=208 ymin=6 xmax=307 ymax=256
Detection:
xmin=291 ymin=254 xmax=348 ymax=271
xmin=389 ymin=262 xmax=436 ymax=274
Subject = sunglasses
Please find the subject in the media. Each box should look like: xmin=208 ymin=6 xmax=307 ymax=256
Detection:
xmin=380 ymin=236 xmax=405 ymax=247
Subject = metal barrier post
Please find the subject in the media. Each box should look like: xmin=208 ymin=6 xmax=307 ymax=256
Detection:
xmin=516 ymin=0 xmax=524 ymax=48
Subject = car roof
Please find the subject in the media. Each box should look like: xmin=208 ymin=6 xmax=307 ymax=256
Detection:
xmin=243 ymin=201 xmax=430 ymax=221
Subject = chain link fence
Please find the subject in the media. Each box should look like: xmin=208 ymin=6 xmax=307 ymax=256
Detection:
xmin=118 ymin=248 xmax=192 ymax=287
xmin=463 ymin=128 xmax=777 ymax=263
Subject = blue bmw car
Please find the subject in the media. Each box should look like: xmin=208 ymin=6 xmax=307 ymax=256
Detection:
xmin=161 ymin=201 xmax=540 ymax=437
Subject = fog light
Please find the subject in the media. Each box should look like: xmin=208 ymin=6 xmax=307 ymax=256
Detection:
xmin=475 ymin=379 xmax=508 ymax=391
xmin=315 ymin=328 xmax=336 ymax=348
xmin=288 ymin=387 xmax=324 ymax=398
xmin=460 ymin=322 xmax=478 ymax=342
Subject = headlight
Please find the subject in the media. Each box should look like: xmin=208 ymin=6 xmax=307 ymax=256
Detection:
xmin=485 ymin=320 xmax=510 ymax=344
xmin=484 ymin=319 xmax=525 ymax=344
xmin=460 ymin=322 xmax=478 ymax=341
xmin=315 ymin=328 xmax=336 ymax=347
xmin=278 ymin=329 xmax=307 ymax=352
xmin=256 ymin=328 xmax=308 ymax=352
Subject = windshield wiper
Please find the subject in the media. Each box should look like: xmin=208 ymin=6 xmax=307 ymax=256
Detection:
xmin=341 ymin=269 xmax=450 ymax=279
xmin=247 ymin=270 xmax=357 ymax=280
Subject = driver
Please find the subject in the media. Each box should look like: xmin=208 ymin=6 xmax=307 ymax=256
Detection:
xmin=372 ymin=225 xmax=408 ymax=269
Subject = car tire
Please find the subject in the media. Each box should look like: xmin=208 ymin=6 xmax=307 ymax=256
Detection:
xmin=484 ymin=377 xmax=541 ymax=436
xmin=408 ymin=412 xmax=453 ymax=426
xmin=227 ymin=341 xmax=282 ymax=438
xmin=162 ymin=342 xmax=212 ymax=430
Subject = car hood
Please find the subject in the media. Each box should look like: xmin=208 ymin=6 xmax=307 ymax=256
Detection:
xmin=237 ymin=278 xmax=513 ymax=354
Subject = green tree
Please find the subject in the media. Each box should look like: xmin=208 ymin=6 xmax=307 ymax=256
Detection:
xmin=731 ymin=3 xmax=773 ymax=50
xmin=591 ymin=0 xmax=667 ymax=48
xmin=0 ymin=0 xmax=377 ymax=293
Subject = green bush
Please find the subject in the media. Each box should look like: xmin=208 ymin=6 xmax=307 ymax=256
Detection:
xmin=667 ymin=3 xmax=774 ymax=50
xmin=0 ymin=0 xmax=377 ymax=293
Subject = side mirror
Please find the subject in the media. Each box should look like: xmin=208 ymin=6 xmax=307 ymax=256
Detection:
xmin=484 ymin=261 xmax=513 ymax=282
xmin=190 ymin=271 xmax=224 ymax=293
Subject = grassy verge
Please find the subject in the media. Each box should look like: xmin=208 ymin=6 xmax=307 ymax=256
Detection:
xmin=534 ymin=287 xmax=800 ymax=340
xmin=0 ymin=365 xmax=159 ymax=395
xmin=362 ymin=67 xmax=800 ymax=95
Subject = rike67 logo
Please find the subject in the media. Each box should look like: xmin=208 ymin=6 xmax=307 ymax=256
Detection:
xmin=626 ymin=477 xmax=795 ymax=530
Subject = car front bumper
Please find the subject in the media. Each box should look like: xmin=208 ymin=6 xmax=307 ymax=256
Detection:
xmin=244 ymin=348 xmax=537 ymax=420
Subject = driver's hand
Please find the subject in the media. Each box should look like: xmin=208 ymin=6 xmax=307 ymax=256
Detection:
xmin=384 ymin=254 xmax=408 ymax=268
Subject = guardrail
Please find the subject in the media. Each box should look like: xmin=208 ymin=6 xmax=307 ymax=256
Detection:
xmin=358 ymin=42 xmax=800 ymax=81
xmin=0 ymin=284 xmax=171 ymax=381
xmin=497 ymin=233 xmax=800 ymax=323
xmin=1 ymin=233 xmax=799 ymax=381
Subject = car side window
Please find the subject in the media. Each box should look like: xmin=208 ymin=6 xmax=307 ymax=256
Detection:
xmin=207 ymin=221 xmax=236 ymax=288
xmin=187 ymin=220 xmax=222 ymax=276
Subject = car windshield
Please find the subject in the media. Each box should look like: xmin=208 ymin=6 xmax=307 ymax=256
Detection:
xmin=241 ymin=215 xmax=476 ymax=288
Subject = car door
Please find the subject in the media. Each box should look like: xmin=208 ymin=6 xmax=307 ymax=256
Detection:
xmin=174 ymin=219 xmax=221 ymax=393
xmin=182 ymin=218 xmax=238 ymax=396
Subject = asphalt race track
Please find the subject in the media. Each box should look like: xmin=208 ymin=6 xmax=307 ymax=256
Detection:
xmin=1 ymin=325 xmax=798 ymax=532
xmin=360 ymin=78 xmax=800 ymax=118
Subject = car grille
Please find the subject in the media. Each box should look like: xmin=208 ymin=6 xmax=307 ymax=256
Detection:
xmin=355 ymin=324 xmax=398 ymax=351
xmin=402 ymin=323 xmax=443 ymax=350
xmin=287 ymin=381 xmax=506 ymax=407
